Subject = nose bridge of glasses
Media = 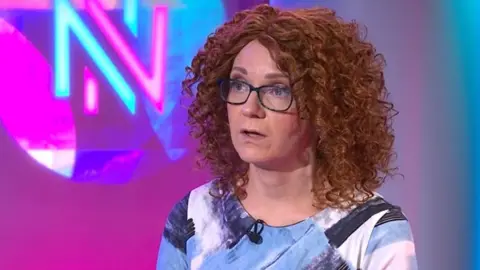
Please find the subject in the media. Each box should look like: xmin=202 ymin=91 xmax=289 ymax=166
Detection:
xmin=245 ymin=86 xmax=263 ymax=107
xmin=221 ymin=79 xmax=293 ymax=111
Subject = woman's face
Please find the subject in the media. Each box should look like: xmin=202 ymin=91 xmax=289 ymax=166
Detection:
xmin=227 ymin=40 xmax=314 ymax=171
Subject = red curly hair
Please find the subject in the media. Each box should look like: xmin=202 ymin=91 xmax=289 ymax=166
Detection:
xmin=182 ymin=4 xmax=398 ymax=209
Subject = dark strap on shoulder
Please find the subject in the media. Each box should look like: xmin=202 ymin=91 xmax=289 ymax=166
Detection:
xmin=325 ymin=197 xmax=403 ymax=248
xmin=336 ymin=261 xmax=350 ymax=270
xmin=374 ymin=206 xmax=406 ymax=227
xmin=163 ymin=192 xmax=193 ymax=254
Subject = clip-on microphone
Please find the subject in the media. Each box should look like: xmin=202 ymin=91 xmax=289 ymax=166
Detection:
xmin=247 ymin=219 xmax=265 ymax=245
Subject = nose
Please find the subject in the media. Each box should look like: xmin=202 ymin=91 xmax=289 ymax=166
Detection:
xmin=241 ymin=91 xmax=266 ymax=118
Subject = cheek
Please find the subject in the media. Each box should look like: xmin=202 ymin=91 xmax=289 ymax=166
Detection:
xmin=227 ymin=105 xmax=239 ymax=130
xmin=271 ymin=115 xmax=300 ymax=138
xmin=226 ymin=104 xmax=234 ymax=122
xmin=271 ymin=115 xmax=311 ymax=145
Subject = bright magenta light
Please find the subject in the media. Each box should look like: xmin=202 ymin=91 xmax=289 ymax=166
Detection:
xmin=84 ymin=67 xmax=99 ymax=114
xmin=86 ymin=0 xmax=167 ymax=112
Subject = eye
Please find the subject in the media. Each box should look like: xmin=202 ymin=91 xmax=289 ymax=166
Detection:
xmin=264 ymin=85 xmax=291 ymax=97
xmin=229 ymin=80 xmax=249 ymax=92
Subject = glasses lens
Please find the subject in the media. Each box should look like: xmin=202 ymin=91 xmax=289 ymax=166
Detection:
xmin=259 ymin=86 xmax=293 ymax=111
xmin=220 ymin=80 xmax=250 ymax=104
xmin=219 ymin=79 xmax=293 ymax=111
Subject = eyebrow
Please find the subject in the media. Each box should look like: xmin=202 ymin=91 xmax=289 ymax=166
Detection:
xmin=231 ymin=66 xmax=288 ymax=79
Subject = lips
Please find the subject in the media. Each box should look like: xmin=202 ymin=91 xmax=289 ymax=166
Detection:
xmin=240 ymin=129 xmax=266 ymax=138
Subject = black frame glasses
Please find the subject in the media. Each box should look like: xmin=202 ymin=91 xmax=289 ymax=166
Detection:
xmin=218 ymin=79 xmax=294 ymax=112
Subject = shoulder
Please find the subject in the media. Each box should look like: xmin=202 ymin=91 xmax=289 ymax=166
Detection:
xmin=366 ymin=212 xmax=415 ymax=253
xmin=363 ymin=200 xmax=417 ymax=269
xmin=320 ymin=194 xmax=417 ymax=269
xmin=163 ymin=179 xmax=224 ymax=231
xmin=358 ymin=195 xmax=416 ymax=251
xmin=162 ymin=179 xmax=220 ymax=252
xmin=164 ymin=179 xmax=221 ymax=223
xmin=364 ymin=201 xmax=415 ymax=252
xmin=322 ymin=194 xmax=409 ymax=246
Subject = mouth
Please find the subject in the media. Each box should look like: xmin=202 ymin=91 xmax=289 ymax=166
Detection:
xmin=240 ymin=129 xmax=266 ymax=138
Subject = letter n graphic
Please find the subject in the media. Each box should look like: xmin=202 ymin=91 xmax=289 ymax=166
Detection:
xmin=54 ymin=0 xmax=167 ymax=114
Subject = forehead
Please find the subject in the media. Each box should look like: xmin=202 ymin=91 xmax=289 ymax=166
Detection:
xmin=232 ymin=40 xmax=281 ymax=74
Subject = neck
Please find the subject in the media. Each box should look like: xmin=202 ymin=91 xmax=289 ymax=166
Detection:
xmin=239 ymin=144 xmax=319 ymax=226
xmin=244 ymin=145 xmax=316 ymax=203
xmin=241 ymin=161 xmax=317 ymax=226
xmin=246 ymin=163 xmax=314 ymax=202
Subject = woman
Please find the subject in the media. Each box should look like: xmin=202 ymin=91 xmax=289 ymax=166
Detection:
xmin=157 ymin=4 xmax=417 ymax=270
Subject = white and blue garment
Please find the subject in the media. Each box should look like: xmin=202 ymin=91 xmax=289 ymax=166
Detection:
xmin=157 ymin=180 xmax=417 ymax=269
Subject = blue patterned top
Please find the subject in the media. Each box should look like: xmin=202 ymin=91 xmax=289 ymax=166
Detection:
xmin=156 ymin=180 xmax=417 ymax=269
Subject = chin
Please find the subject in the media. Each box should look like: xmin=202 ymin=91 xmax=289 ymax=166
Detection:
xmin=236 ymin=146 xmax=297 ymax=171
xmin=236 ymin=146 xmax=271 ymax=165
